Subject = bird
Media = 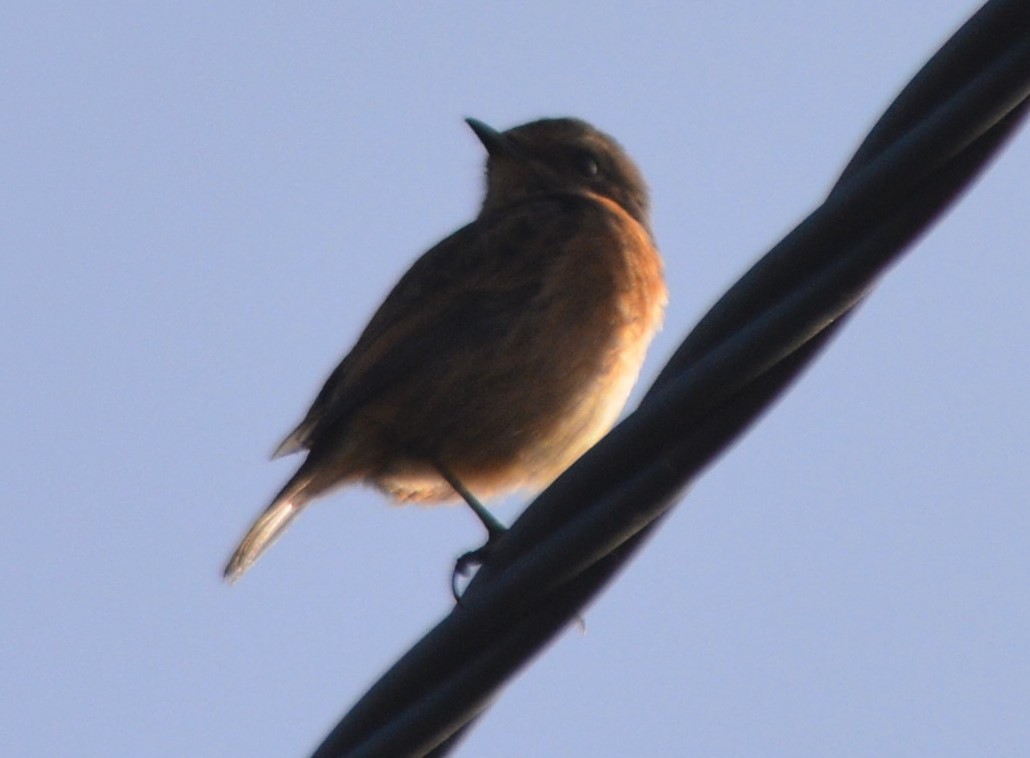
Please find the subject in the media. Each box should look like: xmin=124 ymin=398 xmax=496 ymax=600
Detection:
xmin=224 ymin=116 xmax=667 ymax=583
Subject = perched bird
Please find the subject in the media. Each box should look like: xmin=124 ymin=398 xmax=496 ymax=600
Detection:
xmin=224 ymin=116 xmax=667 ymax=582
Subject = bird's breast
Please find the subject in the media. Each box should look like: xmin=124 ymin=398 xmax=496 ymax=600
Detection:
xmin=502 ymin=194 xmax=666 ymax=484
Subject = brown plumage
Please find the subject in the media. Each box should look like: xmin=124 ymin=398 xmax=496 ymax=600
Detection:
xmin=224 ymin=117 xmax=666 ymax=582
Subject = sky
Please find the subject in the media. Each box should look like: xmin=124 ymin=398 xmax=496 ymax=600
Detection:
xmin=3 ymin=2 xmax=1028 ymax=756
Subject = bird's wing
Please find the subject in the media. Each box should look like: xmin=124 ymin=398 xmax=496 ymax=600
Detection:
xmin=273 ymin=195 xmax=585 ymax=458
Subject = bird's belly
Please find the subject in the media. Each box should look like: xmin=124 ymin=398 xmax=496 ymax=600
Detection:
xmin=368 ymin=326 xmax=650 ymax=503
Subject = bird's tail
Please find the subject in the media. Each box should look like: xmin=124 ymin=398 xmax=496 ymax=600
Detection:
xmin=223 ymin=475 xmax=315 ymax=583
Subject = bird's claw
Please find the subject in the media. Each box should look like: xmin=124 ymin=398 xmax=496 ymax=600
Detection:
xmin=451 ymin=541 xmax=498 ymax=602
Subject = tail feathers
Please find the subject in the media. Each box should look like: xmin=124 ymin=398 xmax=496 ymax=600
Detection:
xmin=224 ymin=487 xmax=310 ymax=583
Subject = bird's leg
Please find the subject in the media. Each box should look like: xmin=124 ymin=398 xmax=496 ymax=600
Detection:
xmin=431 ymin=459 xmax=506 ymax=540
xmin=430 ymin=459 xmax=506 ymax=601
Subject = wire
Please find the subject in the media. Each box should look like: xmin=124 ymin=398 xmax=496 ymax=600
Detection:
xmin=311 ymin=2 xmax=1030 ymax=755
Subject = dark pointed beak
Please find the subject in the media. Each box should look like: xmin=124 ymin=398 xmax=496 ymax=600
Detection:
xmin=465 ymin=118 xmax=512 ymax=158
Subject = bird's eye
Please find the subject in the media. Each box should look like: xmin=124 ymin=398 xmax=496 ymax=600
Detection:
xmin=572 ymin=150 xmax=599 ymax=178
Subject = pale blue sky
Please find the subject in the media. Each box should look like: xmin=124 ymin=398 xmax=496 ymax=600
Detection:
xmin=3 ymin=2 xmax=1028 ymax=756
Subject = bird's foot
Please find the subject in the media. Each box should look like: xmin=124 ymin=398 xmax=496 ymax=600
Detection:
xmin=451 ymin=534 xmax=503 ymax=602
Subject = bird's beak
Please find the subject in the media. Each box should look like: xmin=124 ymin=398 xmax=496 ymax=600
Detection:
xmin=465 ymin=118 xmax=512 ymax=158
